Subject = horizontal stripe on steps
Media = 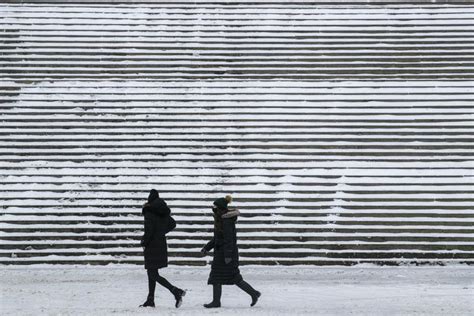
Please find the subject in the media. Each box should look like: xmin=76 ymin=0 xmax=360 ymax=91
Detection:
xmin=3 ymin=211 xmax=473 ymax=218
xmin=3 ymin=22 xmax=474 ymax=29
xmin=2 ymin=5 xmax=472 ymax=12
xmin=0 ymin=47 xmax=472 ymax=56
xmin=0 ymin=71 xmax=474 ymax=78
xmin=1 ymin=2 xmax=471 ymax=7
xmin=3 ymin=17 xmax=474 ymax=24
xmin=1 ymin=191 xmax=472 ymax=198
xmin=1 ymin=129 xmax=471 ymax=134
xmin=0 ymin=261 xmax=469 ymax=266
xmin=0 ymin=139 xmax=472 ymax=144
xmin=3 ymin=87 xmax=473 ymax=92
xmin=1 ymin=220 xmax=472 ymax=227
xmin=2 ymin=242 xmax=472 ymax=250
xmin=0 ymin=81 xmax=471 ymax=87
xmin=1 ymin=181 xmax=471 ymax=187
xmin=2 ymin=252 xmax=473 ymax=260
xmin=4 ymin=205 xmax=471 ymax=213
xmin=4 ymin=11 xmax=474 ymax=19
xmin=2 ymin=234 xmax=472 ymax=243
xmin=1 ymin=157 xmax=472 ymax=163
xmin=4 ymin=8 xmax=472 ymax=14
xmin=4 ymin=40 xmax=474 ymax=46
xmin=4 ymin=113 xmax=472 ymax=119
xmin=1 ymin=175 xmax=470 ymax=181
xmin=4 ymin=200 xmax=473 ymax=206
xmin=2 ymin=146 xmax=472 ymax=151
xmin=3 ymin=28 xmax=473 ymax=34
xmin=1 ymin=227 xmax=473 ymax=234
xmin=2 ymin=32 xmax=473 ymax=38
xmin=0 ymin=259 xmax=471 ymax=266
xmin=1 ymin=163 xmax=471 ymax=169
xmin=4 ymin=99 xmax=474 ymax=104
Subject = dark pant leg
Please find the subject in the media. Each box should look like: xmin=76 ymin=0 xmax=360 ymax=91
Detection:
xmin=146 ymin=269 xmax=157 ymax=299
xmin=213 ymin=284 xmax=222 ymax=303
xmin=236 ymin=279 xmax=257 ymax=296
xmin=155 ymin=270 xmax=175 ymax=293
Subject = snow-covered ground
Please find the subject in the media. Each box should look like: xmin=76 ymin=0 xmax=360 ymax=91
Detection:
xmin=1 ymin=265 xmax=472 ymax=316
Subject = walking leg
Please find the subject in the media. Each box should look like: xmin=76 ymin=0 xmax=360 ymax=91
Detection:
xmin=237 ymin=279 xmax=261 ymax=307
xmin=155 ymin=270 xmax=174 ymax=291
xmin=139 ymin=269 xmax=156 ymax=307
xmin=204 ymin=284 xmax=222 ymax=308
xmin=155 ymin=270 xmax=185 ymax=308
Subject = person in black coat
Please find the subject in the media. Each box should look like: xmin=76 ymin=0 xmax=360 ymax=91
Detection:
xmin=139 ymin=189 xmax=185 ymax=308
xmin=201 ymin=195 xmax=261 ymax=308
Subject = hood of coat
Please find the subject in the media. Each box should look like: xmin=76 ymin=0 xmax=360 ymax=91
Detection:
xmin=143 ymin=198 xmax=170 ymax=217
xmin=147 ymin=189 xmax=159 ymax=203
xmin=222 ymin=209 xmax=240 ymax=219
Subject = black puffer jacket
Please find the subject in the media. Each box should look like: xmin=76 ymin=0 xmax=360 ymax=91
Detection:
xmin=203 ymin=210 xmax=243 ymax=285
xmin=141 ymin=195 xmax=175 ymax=269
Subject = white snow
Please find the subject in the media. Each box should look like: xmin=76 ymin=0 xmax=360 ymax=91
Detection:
xmin=1 ymin=266 xmax=473 ymax=315
xmin=2 ymin=5 xmax=473 ymax=15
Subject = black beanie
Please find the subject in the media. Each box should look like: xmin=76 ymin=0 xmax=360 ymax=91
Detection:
xmin=148 ymin=189 xmax=159 ymax=203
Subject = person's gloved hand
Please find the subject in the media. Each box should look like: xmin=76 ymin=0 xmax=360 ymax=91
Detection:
xmin=225 ymin=257 xmax=232 ymax=264
xmin=200 ymin=248 xmax=208 ymax=256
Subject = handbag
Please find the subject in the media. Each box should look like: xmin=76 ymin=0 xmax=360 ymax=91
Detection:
xmin=166 ymin=215 xmax=176 ymax=234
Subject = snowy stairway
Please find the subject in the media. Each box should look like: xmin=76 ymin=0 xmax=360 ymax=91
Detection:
xmin=0 ymin=1 xmax=474 ymax=266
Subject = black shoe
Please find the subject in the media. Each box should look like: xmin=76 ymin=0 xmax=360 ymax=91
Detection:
xmin=251 ymin=291 xmax=261 ymax=307
xmin=139 ymin=299 xmax=155 ymax=308
xmin=203 ymin=301 xmax=221 ymax=308
xmin=173 ymin=288 xmax=186 ymax=308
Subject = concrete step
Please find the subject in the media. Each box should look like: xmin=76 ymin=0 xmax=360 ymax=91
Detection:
xmin=2 ymin=191 xmax=473 ymax=198
xmin=2 ymin=250 xmax=473 ymax=260
xmin=2 ymin=196 xmax=474 ymax=203
xmin=2 ymin=234 xmax=472 ymax=243
xmin=3 ymin=211 xmax=473 ymax=218
xmin=1 ymin=258 xmax=471 ymax=266
xmin=1 ymin=227 xmax=473 ymax=234
xmin=2 ymin=218 xmax=472 ymax=226
xmin=2 ymin=242 xmax=473 ymax=251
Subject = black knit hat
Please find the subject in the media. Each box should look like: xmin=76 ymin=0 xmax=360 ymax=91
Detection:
xmin=148 ymin=189 xmax=159 ymax=203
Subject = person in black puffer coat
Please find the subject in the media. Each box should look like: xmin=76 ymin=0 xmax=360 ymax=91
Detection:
xmin=201 ymin=195 xmax=261 ymax=308
xmin=139 ymin=189 xmax=185 ymax=308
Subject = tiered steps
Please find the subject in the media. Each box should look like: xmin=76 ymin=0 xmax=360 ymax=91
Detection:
xmin=0 ymin=1 xmax=473 ymax=265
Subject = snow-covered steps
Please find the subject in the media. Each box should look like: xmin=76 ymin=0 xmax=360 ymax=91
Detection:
xmin=1 ymin=3 xmax=474 ymax=79
xmin=0 ymin=1 xmax=473 ymax=266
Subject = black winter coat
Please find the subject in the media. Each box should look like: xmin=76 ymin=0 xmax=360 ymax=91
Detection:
xmin=141 ymin=198 xmax=176 ymax=269
xmin=204 ymin=213 xmax=243 ymax=285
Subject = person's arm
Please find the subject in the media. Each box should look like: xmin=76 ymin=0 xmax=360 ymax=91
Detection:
xmin=202 ymin=237 xmax=215 ymax=254
xmin=141 ymin=212 xmax=155 ymax=248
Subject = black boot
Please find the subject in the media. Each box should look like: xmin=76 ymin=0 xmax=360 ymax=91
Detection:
xmin=172 ymin=287 xmax=186 ymax=308
xmin=139 ymin=296 xmax=155 ymax=308
xmin=237 ymin=280 xmax=261 ymax=307
xmin=204 ymin=301 xmax=221 ymax=308
xmin=251 ymin=291 xmax=261 ymax=307
xmin=204 ymin=284 xmax=221 ymax=308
